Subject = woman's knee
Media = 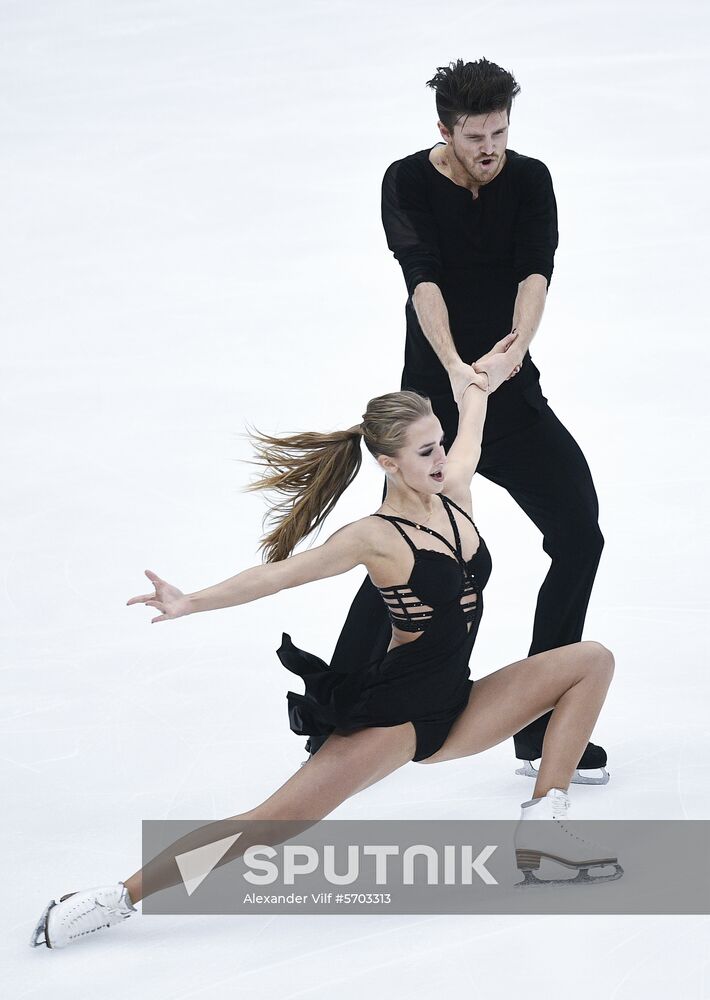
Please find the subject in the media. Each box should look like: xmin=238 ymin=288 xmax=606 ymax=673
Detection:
xmin=580 ymin=639 xmax=615 ymax=677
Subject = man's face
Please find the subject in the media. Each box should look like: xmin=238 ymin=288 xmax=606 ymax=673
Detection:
xmin=439 ymin=108 xmax=509 ymax=185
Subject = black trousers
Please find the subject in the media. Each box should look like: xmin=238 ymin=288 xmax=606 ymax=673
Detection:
xmin=328 ymin=375 xmax=604 ymax=760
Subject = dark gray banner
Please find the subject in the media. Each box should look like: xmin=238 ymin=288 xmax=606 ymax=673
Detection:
xmin=140 ymin=819 xmax=710 ymax=915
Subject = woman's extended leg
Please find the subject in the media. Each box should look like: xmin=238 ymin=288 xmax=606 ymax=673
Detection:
xmin=123 ymin=722 xmax=417 ymax=903
xmin=418 ymin=640 xmax=614 ymax=798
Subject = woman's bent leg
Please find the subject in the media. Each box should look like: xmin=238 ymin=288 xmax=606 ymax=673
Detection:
xmin=419 ymin=641 xmax=614 ymax=797
xmin=123 ymin=722 xmax=417 ymax=903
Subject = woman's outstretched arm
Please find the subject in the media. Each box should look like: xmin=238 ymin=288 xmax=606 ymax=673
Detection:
xmin=127 ymin=521 xmax=372 ymax=622
xmin=443 ymin=331 xmax=520 ymax=491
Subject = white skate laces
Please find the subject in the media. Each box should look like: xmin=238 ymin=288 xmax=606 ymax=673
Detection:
xmin=29 ymin=882 xmax=137 ymax=949
xmin=514 ymin=788 xmax=624 ymax=887
xmin=521 ymin=787 xmax=570 ymax=819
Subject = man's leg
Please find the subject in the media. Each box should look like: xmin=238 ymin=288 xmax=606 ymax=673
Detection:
xmin=310 ymin=483 xmax=390 ymax=756
xmin=476 ymin=403 xmax=605 ymax=760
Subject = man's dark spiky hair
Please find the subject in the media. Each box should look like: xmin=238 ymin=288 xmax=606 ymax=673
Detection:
xmin=425 ymin=58 xmax=521 ymax=132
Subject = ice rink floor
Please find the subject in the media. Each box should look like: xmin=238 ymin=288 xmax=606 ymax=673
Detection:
xmin=3 ymin=0 xmax=709 ymax=996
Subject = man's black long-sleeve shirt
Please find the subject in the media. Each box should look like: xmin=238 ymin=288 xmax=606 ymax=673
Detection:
xmin=381 ymin=144 xmax=559 ymax=397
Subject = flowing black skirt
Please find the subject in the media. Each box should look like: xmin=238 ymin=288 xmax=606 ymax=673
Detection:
xmin=277 ymin=589 xmax=483 ymax=759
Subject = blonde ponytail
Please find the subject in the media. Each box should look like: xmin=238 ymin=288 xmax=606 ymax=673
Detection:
xmin=242 ymin=391 xmax=431 ymax=562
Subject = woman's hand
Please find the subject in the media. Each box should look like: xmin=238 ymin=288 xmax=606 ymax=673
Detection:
xmin=126 ymin=570 xmax=192 ymax=623
xmin=473 ymin=331 xmax=520 ymax=393
xmin=449 ymin=359 xmax=485 ymax=407
xmin=448 ymin=332 xmax=519 ymax=404
xmin=481 ymin=330 xmax=523 ymax=381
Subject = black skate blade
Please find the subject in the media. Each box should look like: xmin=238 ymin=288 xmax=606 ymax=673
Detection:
xmin=29 ymin=899 xmax=56 ymax=948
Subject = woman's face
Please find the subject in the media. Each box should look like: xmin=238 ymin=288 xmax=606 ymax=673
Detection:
xmin=379 ymin=414 xmax=447 ymax=493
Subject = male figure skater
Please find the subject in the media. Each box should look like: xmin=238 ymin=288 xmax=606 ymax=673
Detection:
xmin=326 ymin=57 xmax=608 ymax=785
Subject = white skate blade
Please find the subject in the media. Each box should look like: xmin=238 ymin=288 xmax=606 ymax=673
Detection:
xmin=515 ymin=760 xmax=610 ymax=785
xmin=29 ymin=900 xmax=56 ymax=948
xmin=570 ymin=767 xmax=610 ymax=785
xmin=515 ymin=857 xmax=624 ymax=888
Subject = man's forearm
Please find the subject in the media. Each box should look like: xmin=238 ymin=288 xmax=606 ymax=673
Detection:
xmin=507 ymin=274 xmax=549 ymax=365
xmin=412 ymin=276 xmax=548 ymax=371
xmin=411 ymin=282 xmax=461 ymax=373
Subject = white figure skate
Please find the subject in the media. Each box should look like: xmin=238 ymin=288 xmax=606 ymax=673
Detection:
xmin=514 ymin=787 xmax=623 ymax=888
xmin=29 ymin=882 xmax=136 ymax=949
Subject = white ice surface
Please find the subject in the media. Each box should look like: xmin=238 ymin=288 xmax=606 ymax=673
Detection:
xmin=2 ymin=0 xmax=709 ymax=996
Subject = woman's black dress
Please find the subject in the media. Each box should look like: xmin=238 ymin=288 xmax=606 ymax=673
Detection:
xmin=276 ymin=494 xmax=492 ymax=761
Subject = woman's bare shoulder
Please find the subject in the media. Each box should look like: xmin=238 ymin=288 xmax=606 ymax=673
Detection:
xmin=345 ymin=514 xmax=394 ymax=559
xmin=319 ymin=515 xmax=389 ymax=552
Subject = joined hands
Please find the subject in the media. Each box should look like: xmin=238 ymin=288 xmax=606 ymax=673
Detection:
xmin=449 ymin=330 xmax=520 ymax=405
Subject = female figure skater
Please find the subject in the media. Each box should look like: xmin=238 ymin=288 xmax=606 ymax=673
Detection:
xmin=30 ymin=332 xmax=618 ymax=949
